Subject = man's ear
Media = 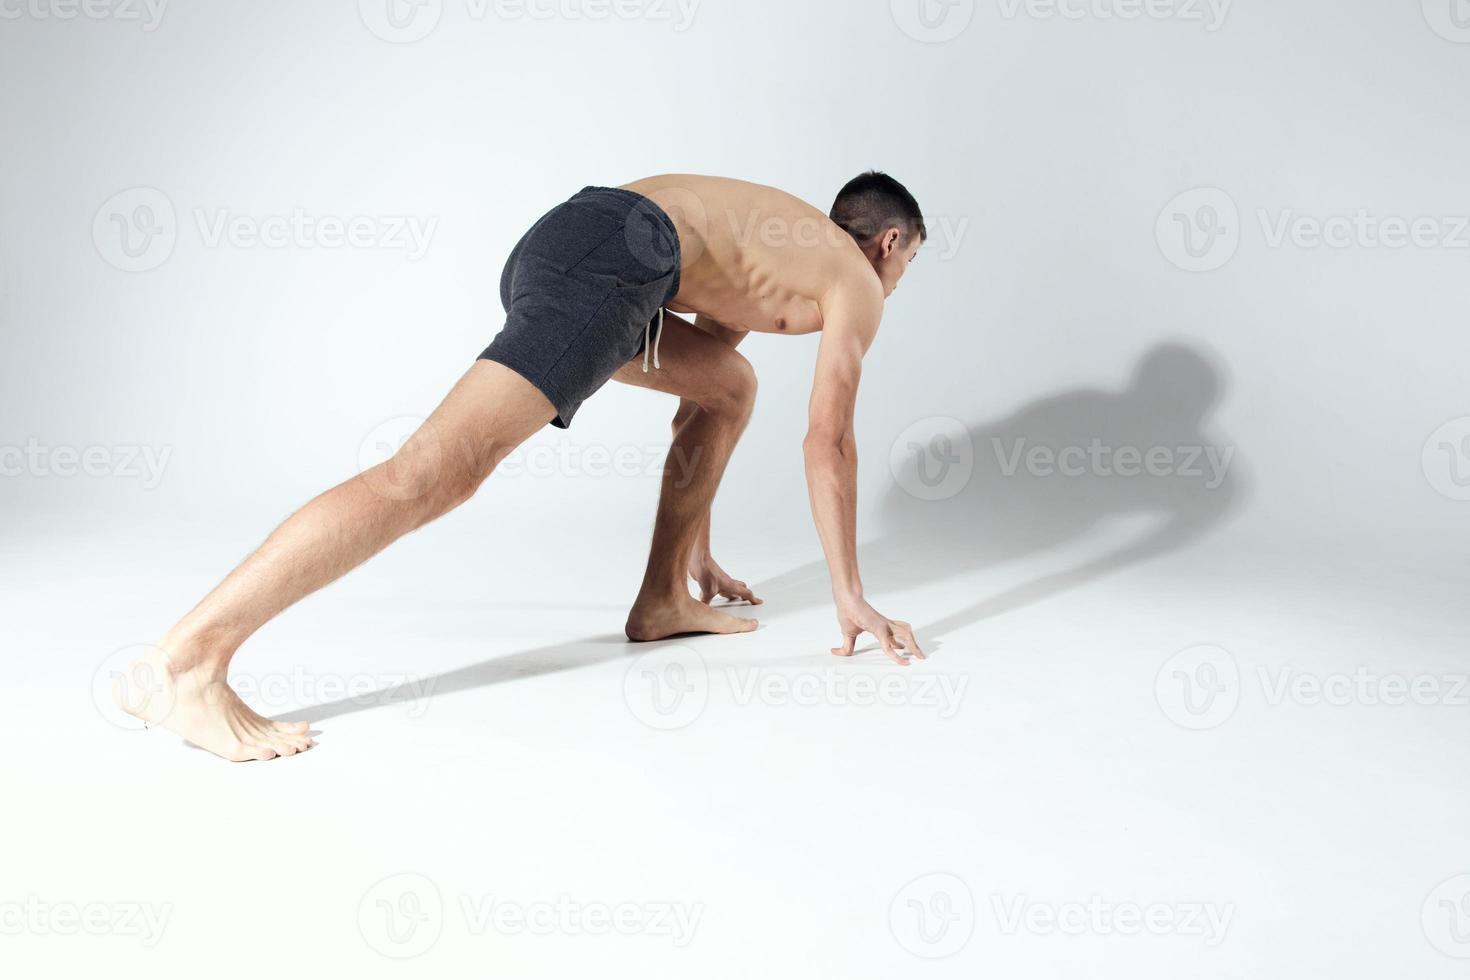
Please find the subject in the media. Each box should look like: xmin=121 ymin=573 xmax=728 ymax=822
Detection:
xmin=880 ymin=227 xmax=902 ymax=257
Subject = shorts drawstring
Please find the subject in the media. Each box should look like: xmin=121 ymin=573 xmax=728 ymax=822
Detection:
xmin=642 ymin=306 xmax=664 ymax=373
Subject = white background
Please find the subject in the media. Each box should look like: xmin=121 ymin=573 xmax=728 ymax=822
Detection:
xmin=3 ymin=1 xmax=1469 ymax=977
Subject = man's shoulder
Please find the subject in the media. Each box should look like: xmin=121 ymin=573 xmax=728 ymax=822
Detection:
xmin=825 ymin=257 xmax=885 ymax=305
xmin=818 ymin=262 xmax=884 ymax=328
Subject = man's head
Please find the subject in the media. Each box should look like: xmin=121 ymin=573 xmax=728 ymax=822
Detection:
xmin=830 ymin=170 xmax=926 ymax=297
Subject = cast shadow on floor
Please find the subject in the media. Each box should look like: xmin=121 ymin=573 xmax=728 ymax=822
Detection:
xmin=275 ymin=341 xmax=1247 ymax=725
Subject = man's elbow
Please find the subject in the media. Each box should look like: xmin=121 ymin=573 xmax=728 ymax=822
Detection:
xmin=802 ymin=429 xmax=855 ymax=463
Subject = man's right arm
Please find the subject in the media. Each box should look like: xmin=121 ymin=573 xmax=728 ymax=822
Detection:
xmin=802 ymin=278 xmax=924 ymax=665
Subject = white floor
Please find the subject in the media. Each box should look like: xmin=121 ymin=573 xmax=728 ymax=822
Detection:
xmin=7 ymin=512 xmax=1469 ymax=978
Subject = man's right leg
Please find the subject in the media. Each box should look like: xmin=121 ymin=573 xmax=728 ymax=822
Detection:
xmin=611 ymin=315 xmax=761 ymax=641
xmin=120 ymin=360 xmax=556 ymax=762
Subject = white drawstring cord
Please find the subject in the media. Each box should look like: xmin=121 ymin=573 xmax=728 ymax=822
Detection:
xmin=642 ymin=307 xmax=664 ymax=373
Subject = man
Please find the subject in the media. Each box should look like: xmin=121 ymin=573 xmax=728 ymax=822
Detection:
xmin=120 ymin=171 xmax=929 ymax=761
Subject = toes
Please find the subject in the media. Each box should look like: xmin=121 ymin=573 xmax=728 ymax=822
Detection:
xmin=266 ymin=733 xmax=298 ymax=755
xmin=718 ymin=617 xmax=757 ymax=634
xmin=272 ymin=719 xmax=310 ymax=734
xmin=265 ymin=731 xmax=311 ymax=756
xmin=224 ymin=741 xmax=256 ymax=762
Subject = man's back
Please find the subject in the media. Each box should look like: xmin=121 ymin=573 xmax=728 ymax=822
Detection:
xmin=620 ymin=174 xmax=872 ymax=335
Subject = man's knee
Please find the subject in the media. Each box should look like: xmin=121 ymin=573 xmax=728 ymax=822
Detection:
xmin=373 ymin=426 xmax=489 ymax=512
xmin=704 ymin=355 xmax=757 ymax=419
xmin=431 ymin=460 xmax=485 ymax=510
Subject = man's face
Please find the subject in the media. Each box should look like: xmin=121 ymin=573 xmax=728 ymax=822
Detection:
xmin=872 ymin=227 xmax=921 ymax=298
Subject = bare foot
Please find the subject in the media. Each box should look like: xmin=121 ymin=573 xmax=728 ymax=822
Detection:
xmin=115 ymin=641 xmax=314 ymax=762
xmin=625 ymin=592 xmax=758 ymax=642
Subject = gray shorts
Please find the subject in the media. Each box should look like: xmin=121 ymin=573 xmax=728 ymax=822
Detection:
xmin=479 ymin=186 xmax=681 ymax=428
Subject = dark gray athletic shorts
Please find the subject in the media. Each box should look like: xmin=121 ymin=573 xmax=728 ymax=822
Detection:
xmin=478 ymin=185 xmax=682 ymax=428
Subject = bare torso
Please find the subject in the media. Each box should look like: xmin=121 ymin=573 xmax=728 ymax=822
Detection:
xmin=620 ymin=174 xmax=872 ymax=335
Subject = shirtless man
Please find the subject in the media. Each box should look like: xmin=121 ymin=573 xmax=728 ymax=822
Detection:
xmin=120 ymin=171 xmax=930 ymax=761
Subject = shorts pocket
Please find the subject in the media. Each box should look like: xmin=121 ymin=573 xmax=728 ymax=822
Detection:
xmin=532 ymin=203 xmax=624 ymax=275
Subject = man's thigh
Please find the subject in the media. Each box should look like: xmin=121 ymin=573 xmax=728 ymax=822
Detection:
xmin=611 ymin=313 xmax=754 ymax=409
xmin=411 ymin=360 xmax=559 ymax=482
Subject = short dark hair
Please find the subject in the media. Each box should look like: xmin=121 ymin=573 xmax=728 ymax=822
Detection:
xmin=829 ymin=170 xmax=926 ymax=245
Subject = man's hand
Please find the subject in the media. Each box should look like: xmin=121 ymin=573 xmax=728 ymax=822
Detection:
xmin=689 ymin=553 xmax=762 ymax=606
xmin=831 ymin=595 xmax=925 ymax=665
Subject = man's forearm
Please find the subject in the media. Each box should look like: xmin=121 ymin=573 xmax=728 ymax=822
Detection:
xmin=802 ymin=434 xmax=863 ymax=599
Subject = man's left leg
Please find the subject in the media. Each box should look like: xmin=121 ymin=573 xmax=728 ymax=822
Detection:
xmin=613 ymin=314 xmax=761 ymax=641
xmin=122 ymin=361 xmax=557 ymax=761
